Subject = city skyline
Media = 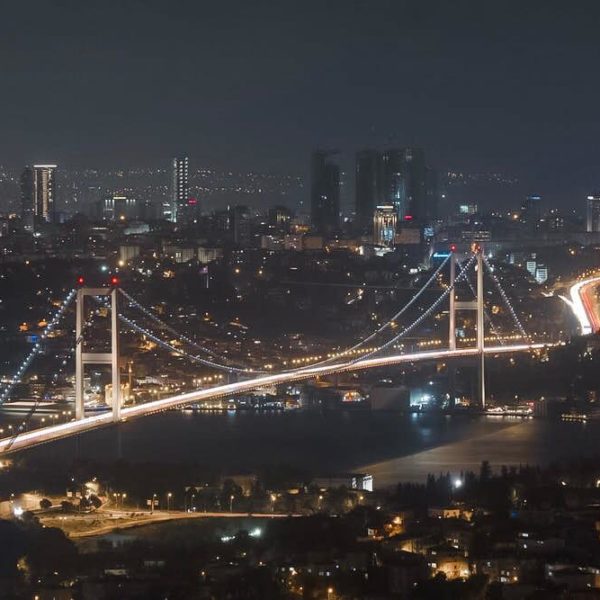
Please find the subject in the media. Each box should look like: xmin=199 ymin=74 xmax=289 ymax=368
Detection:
xmin=2 ymin=1 xmax=600 ymax=207
xmin=4 ymin=4 xmax=600 ymax=595
xmin=0 ymin=157 xmax=588 ymax=217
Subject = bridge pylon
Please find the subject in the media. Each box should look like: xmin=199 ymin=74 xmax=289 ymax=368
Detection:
xmin=448 ymin=249 xmax=486 ymax=408
xmin=75 ymin=286 xmax=121 ymax=422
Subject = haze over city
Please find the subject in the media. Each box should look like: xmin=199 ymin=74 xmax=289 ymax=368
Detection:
xmin=2 ymin=2 xmax=600 ymax=599
xmin=2 ymin=1 xmax=600 ymax=206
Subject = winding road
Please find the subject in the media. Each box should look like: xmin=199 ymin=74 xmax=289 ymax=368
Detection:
xmin=568 ymin=276 xmax=600 ymax=334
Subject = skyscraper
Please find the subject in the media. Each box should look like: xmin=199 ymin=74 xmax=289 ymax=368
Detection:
xmin=310 ymin=151 xmax=340 ymax=234
xmin=520 ymin=194 xmax=542 ymax=226
xmin=355 ymin=150 xmax=383 ymax=231
xmin=424 ymin=165 xmax=439 ymax=224
xmin=402 ymin=147 xmax=428 ymax=223
xmin=20 ymin=164 xmax=57 ymax=231
xmin=382 ymin=148 xmax=438 ymax=226
xmin=229 ymin=205 xmax=252 ymax=246
xmin=586 ymin=193 xmax=600 ymax=232
xmin=381 ymin=149 xmax=406 ymax=220
xmin=171 ymin=156 xmax=189 ymax=223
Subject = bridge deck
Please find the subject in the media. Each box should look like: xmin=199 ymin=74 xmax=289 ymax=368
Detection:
xmin=0 ymin=344 xmax=549 ymax=454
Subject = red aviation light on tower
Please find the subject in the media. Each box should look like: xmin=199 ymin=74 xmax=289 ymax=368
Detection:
xmin=110 ymin=275 xmax=120 ymax=287
xmin=449 ymin=244 xmax=457 ymax=253
xmin=76 ymin=276 xmax=85 ymax=286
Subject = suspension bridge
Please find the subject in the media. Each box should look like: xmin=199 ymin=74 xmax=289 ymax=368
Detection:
xmin=0 ymin=249 xmax=551 ymax=454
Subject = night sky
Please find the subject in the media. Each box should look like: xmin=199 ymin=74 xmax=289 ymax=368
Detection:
xmin=2 ymin=1 xmax=600 ymax=205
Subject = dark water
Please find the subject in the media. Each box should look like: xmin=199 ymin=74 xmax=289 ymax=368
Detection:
xmin=76 ymin=516 xmax=271 ymax=552
xmin=15 ymin=410 xmax=600 ymax=488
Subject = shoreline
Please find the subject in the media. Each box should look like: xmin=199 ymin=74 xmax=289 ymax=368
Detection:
xmin=358 ymin=418 xmax=598 ymax=488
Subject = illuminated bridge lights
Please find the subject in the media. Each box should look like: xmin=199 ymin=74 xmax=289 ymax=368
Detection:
xmin=0 ymin=250 xmax=545 ymax=453
xmin=0 ymin=342 xmax=550 ymax=455
xmin=0 ymin=288 xmax=76 ymax=406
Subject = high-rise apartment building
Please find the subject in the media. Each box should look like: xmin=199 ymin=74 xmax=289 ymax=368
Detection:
xmin=20 ymin=164 xmax=57 ymax=231
xmin=586 ymin=194 xmax=600 ymax=232
xmin=355 ymin=150 xmax=383 ymax=231
xmin=310 ymin=151 xmax=340 ymax=234
xmin=170 ymin=156 xmax=189 ymax=223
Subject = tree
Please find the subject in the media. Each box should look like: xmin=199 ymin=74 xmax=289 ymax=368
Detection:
xmin=89 ymin=494 xmax=102 ymax=509
xmin=39 ymin=498 xmax=52 ymax=510
xmin=480 ymin=460 xmax=492 ymax=482
xmin=0 ymin=520 xmax=26 ymax=578
xmin=25 ymin=526 xmax=78 ymax=577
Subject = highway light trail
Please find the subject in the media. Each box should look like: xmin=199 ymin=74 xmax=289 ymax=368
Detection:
xmin=568 ymin=277 xmax=600 ymax=335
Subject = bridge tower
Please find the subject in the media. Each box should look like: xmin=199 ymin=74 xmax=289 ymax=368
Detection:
xmin=75 ymin=286 xmax=121 ymax=422
xmin=448 ymin=249 xmax=486 ymax=408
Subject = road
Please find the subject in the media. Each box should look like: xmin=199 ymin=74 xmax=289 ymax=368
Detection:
xmin=568 ymin=276 xmax=600 ymax=334
xmin=41 ymin=509 xmax=298 ymax=539
xmin=0 ymin=343 xmax=548 ymax=454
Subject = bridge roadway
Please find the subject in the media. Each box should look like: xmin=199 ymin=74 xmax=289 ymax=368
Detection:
xmin=0 ymin=343 xmax=548 ymax=455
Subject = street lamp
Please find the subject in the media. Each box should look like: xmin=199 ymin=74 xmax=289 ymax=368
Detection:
xmin=229 ymin=494 xmax=234 ymax=513
xmin=167 ymin=492 xmax=172 ymax=512
xmin=151 ymin=493 xmax=157 ymax=514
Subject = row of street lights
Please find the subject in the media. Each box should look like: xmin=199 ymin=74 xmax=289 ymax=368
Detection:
xmin=148 ymin=492 xmax=173 ymax=513
xmin=112 ymin=492 xmax=127 ymax=508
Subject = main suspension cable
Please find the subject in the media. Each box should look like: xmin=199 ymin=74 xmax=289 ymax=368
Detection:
xmin=482 ymin=256 xmax=530 ymax=341
xmin=289 ymin=254 xmax=452 ymax=372
xmin=0 ymin=288 xmax=76 ymax=407
xmin=349 ymin=254 xmax=478 ymax=365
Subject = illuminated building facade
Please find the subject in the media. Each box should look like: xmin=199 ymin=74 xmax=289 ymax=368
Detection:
xmin=170 ymin=156 xmax=189 ymax=222
xmin=373 ymin=205 xmax=397 ymax=247
xmin=586 ymin=193 xmax=600 ymax=232
xmin=20 ymin=164 xmax=57 ymax=231
xmin=355 ymin=147 xmax=437 ymax=231
xmin=97 ymin=194 xmax=137 ymax=221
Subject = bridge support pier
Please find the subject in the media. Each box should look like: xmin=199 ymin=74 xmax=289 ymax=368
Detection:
xmin=75 ymin=287 xmax=121 ymax=422
xmin=448 ymin=249 xmax=486 ymax=409
xmin=448 ymin=252 xmax=457 ymax=408
xmin=449 ymin=252 xmax=456 ymax=352
xmin=476 ymin=251 xmax=486 ymax=409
